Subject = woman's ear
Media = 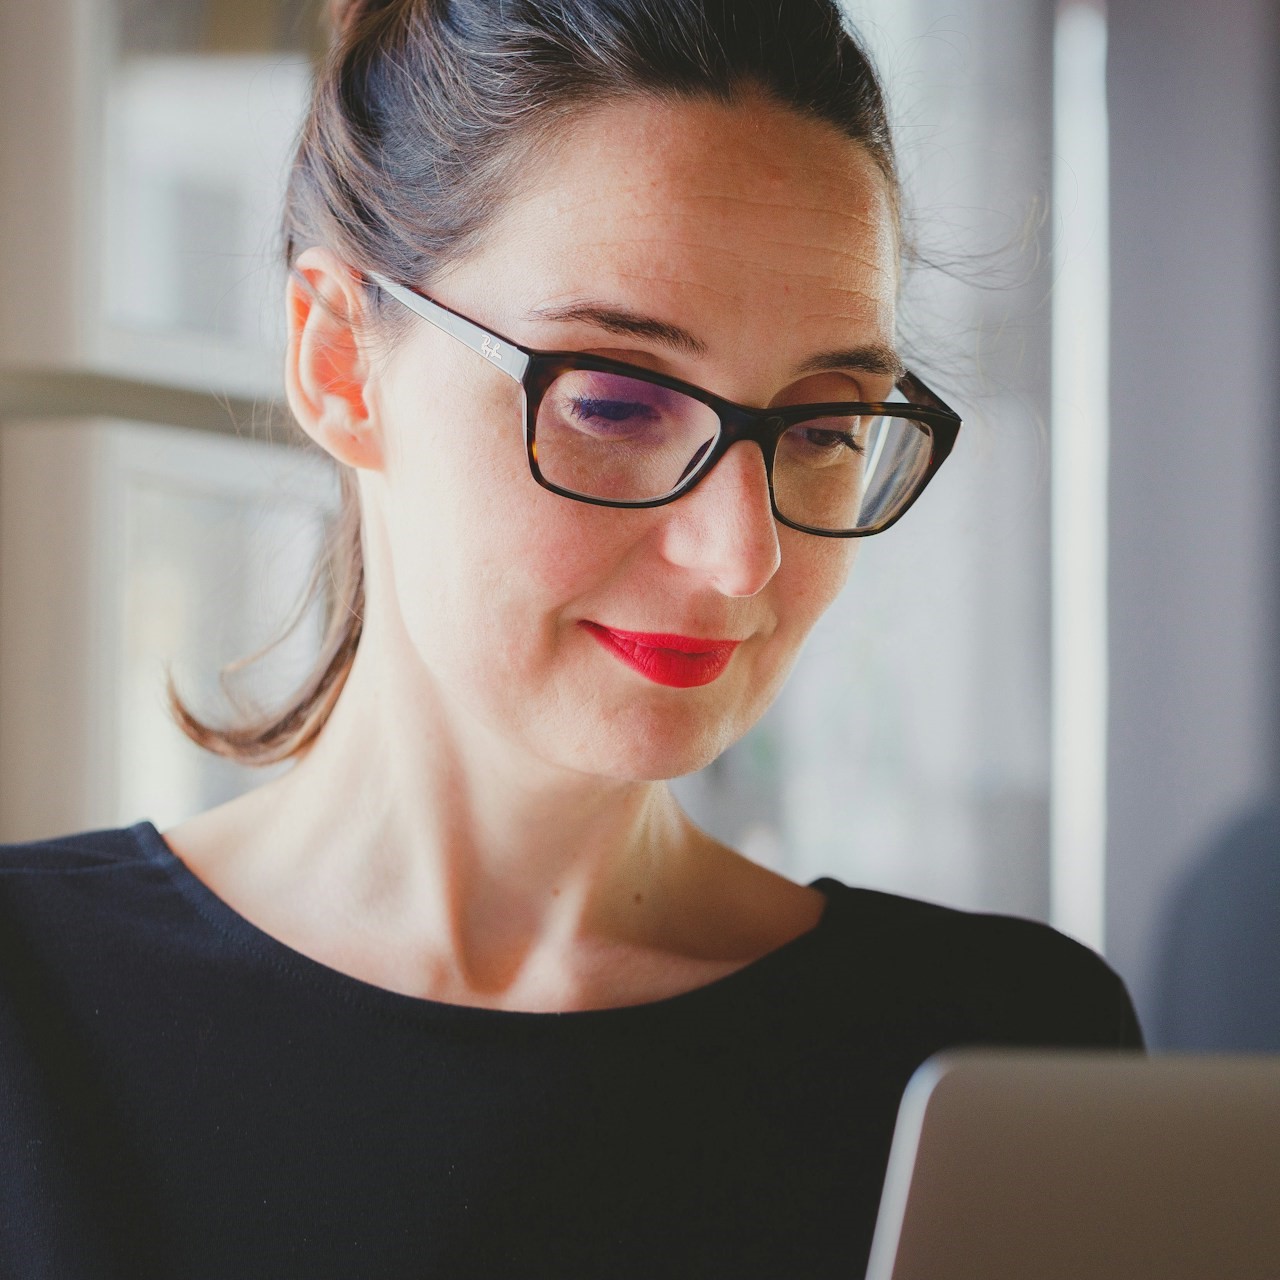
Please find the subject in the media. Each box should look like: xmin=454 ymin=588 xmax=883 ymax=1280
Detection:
xmin=285 ymin=246 xmax=385 ymax=472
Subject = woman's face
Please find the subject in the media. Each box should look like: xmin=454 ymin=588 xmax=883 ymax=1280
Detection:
xmin=361 ymin=90 xmax=900 ymax=782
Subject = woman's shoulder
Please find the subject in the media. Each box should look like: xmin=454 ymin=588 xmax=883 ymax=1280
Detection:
xmin=0 ymin=821 xmax=154 ymax=875
xmin=815 ymin=876 xmax=1098 ymax=957
xmin=811 ymin=877 xmax=1144 ymax=1049
xmin=0 ymin=820 xmax=167 ymax=935
xmin=0 ymin=821 xmax=159 ymax=904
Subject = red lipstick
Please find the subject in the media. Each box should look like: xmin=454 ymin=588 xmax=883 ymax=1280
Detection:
xmin=581 ymin=622 xmax=741 ymax=688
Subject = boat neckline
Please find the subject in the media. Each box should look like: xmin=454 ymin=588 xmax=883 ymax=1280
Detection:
xmin=132 ymin=818 xmax=845 ymax=1026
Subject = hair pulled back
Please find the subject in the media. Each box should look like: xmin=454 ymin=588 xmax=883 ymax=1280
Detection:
xmin=170 ymin=0 xmax=900 ymax=766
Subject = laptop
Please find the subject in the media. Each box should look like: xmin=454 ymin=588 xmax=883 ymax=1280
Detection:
xmin=864 ymin=1050 xmax=1280 ymax=1280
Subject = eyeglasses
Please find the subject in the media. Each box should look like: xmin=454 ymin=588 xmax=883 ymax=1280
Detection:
xmin=366 ymin=271 xmax=961 ymax=538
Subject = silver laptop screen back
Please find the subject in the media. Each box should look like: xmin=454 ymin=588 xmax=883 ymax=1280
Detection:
xmin=865 ymin=1051 xmax=1280 ymax=1280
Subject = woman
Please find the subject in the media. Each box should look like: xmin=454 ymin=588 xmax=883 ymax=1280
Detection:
xmin=0 ymin=1 xmax=1142 ymax=1276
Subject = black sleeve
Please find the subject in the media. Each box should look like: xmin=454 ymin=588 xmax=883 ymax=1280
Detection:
xmin=1025 ymin=923 xmax=1148 ymax=1051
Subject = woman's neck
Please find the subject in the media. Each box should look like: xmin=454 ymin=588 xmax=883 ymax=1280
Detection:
xmin=160 ymin=616 xmax=823 ymax=1010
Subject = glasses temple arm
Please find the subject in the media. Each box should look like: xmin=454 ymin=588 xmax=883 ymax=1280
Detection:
xmin=365 ymin=272 xmax=531 ymax=382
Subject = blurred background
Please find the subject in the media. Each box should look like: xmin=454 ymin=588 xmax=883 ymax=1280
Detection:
xmin=0 ymin=0 xmax=1275 ymax=1051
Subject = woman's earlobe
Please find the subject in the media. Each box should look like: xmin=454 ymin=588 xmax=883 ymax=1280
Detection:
xmin=285 ymin=248 xmax=385 ymax=472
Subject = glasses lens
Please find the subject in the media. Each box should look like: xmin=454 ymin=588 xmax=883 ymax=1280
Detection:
xmin=772 ymin=414 xmax=933 ymax=533
xmin=534 ymin=370 xmax=721 ymax=502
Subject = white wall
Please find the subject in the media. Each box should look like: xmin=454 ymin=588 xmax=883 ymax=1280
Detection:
xmin=1106 ymin=0 xmax=1280 ymax=1034
xmin=0 ymin=0 xmax=94 ymax=367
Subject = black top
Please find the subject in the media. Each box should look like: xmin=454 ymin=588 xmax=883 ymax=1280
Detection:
xmin=0 ymin=821 xmax=1143 ymax=1280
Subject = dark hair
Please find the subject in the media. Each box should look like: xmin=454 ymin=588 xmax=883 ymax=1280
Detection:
xmin=170 ymin=0 xmax=901 ymax=765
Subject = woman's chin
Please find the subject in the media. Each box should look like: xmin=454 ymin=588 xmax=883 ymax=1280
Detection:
xmin=558 ymin=710 xmax=748 ymax=783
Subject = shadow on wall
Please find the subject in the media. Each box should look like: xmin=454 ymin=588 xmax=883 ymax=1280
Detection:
xmin=1149 ymin=802 xmax=1280 ymax=1051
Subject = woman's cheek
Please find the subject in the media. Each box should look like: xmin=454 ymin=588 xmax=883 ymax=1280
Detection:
xmin=772 ymin=538 xmax=859 ymax=647
xmin=509 ymin=497 xmax=640 ymax=600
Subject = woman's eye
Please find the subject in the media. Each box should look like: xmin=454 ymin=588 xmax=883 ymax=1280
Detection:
xmin=569 ymin=398 xmax=658 ymax=432
xmin=798 ymin=426 xmax=863 ymax=454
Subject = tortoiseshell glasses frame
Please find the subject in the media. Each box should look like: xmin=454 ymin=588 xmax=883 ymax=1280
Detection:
xmin=366 ymin=270 xmax=962 ymax=538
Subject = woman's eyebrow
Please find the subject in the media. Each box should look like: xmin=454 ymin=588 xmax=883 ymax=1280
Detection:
xmin=525 ymin=300 xmax=905 ymax=380
xmin=524 ymin=301 xmax=708 ymax=357
xmin=793 ymin=344 xmax=906 ymax=381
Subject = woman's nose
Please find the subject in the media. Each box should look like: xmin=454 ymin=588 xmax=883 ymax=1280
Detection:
xmin=656 ymin=439 xmax=782 ymax=596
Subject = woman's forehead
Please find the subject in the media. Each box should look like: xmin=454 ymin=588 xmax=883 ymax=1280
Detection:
xmin=458 ymin=92 xmax=898 ymax=349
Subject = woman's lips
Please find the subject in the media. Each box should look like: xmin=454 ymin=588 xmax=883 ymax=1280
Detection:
xmin=580 ymin=622 xmax=741 ymax=688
